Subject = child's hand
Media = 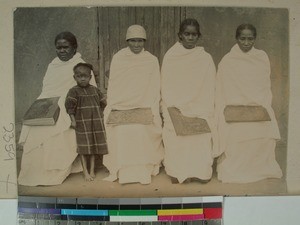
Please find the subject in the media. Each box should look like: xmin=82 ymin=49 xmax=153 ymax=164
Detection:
xmin=100 ymin=98 xmax=107 ymax=109
xmin=69 ymin=114 xmax=76 ymax=129
xmin=70 ymin=120 xmax=76 ymax=129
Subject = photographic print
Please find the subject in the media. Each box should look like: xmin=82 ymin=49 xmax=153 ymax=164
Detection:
xmin=14 ymin=6 xmax=289 ymax=197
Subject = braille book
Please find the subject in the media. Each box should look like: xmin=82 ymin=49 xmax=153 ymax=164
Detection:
xmin=107 ymin=108 xmax=153 ymax=125
xmin=23 ymin=97 xmax=60 ymax=126
xmin=168 ymin=107 xmax=211 ymax=136
xmin=224 ymin=105 xmax=271 ymax=123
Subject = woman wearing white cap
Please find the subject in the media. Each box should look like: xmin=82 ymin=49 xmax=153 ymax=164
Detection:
xmin=103 ymin=25 xmax=164 ymax=184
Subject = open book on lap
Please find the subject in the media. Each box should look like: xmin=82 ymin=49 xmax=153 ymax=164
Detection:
xmin=167 ymin=107 xmax=211 ymax=136
xmin=106 ymin=108 xmax=153 ymax=125
xmin=224 ymin=105 xmax=271 ymax=123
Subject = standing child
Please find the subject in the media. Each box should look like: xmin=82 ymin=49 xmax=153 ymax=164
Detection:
xmin=65 ymin=62 xmax=108 ymax=181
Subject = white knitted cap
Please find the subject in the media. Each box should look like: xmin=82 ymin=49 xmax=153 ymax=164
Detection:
xmin=126 ymin=25 xmax=147 ymax=40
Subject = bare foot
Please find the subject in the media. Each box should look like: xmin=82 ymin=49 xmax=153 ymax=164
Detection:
xmin=90 ymin=171 xmax=96 ymax=178
xmin=83 ymin=171 xmax=94 ymax=181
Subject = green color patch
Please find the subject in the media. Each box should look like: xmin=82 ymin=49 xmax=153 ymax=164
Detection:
xmin=109 ymin=210 xmax=157 ymax=216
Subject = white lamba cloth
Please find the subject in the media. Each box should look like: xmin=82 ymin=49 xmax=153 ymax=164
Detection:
xmin=103 ymin=47 xmax=163 ymax=184
xmin=215 ymin=44 xmax=282 ymax=183
xmin=161 ymin=42 xmax=217 ymax=183
xmin=18 ymin=53 xmax=97 ymax=186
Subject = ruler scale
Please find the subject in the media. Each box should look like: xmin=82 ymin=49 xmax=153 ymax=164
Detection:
xmin=18 ymin=196 xmax=223 ymax=225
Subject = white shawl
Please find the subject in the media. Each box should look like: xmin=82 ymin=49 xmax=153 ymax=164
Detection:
xmin=216 ymin=44 xmax=280 ymax=154
xmin=19 ymin=52 xmax=96 ymax=145
xmin=161 ymin=42 xmax=216 ymax=120
xmin=161 ymin=42 xmax=218 ymax=156
xmin=39 ymin=52 xmax=96 ymax=98
xmin=105 ymin=47 xmax=160 ymax=120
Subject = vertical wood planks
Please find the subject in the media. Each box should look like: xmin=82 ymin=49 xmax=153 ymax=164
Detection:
xmin=14 ymin=7 xmax=98 ymax=123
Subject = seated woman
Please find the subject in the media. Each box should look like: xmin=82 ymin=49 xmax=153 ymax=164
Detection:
xmin=103 ymin=25 xmax=164 ymax=185
xmin=161 ymin=18 xmax=217 ymax=184
xmin=216 ymin=24 xmax=283 ymax=183
xmin=18 ymin=31 xmax=97 ymax=186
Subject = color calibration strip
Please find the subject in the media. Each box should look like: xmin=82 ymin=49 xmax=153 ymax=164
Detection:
xmin=18 ymin=196 xmax=222 ymax=224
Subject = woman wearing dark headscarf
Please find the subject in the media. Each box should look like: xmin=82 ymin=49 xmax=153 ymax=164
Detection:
xmin=18 ymin=31 xmax=97 ymax=186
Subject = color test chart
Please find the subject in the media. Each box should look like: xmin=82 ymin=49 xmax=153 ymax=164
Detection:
xmin=18 ymin=196 xmax=223 ymax=224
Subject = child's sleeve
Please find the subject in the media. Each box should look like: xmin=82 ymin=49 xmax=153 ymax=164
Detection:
xmin=97 ymin=88 xmax=107 ymax=110
xmin=65 ymin=88 xmax=78 ymax=115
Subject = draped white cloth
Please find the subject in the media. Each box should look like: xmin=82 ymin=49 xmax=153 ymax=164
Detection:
xmin=103 ymin=47 xmax=164 ymax=184
xmin=161 ymin=42 xmax=217 ymax=183
xmin=18 ymin=53 xmax=97 ymax=186
xmin=216 ymin=44 xmax=282 ymax=183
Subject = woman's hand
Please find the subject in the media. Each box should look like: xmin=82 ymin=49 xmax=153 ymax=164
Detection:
xmin=70 ymin=120 xmax=76 ymax=129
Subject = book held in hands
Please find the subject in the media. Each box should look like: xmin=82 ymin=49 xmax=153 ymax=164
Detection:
xmin=23 ymin=97 xmax=60 ymax=126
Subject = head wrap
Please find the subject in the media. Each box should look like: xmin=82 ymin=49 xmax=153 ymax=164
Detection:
xmin=126 ymin=25 xmax=147 ymax=40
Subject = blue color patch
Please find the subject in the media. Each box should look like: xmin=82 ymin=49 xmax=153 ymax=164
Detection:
xmin=61 ymin=209 xmax=109 ymax=216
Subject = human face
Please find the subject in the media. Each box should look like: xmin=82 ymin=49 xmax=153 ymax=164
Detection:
xmin=127 ymin=38 xmax=145 ymax=54
xmin=179 ymin=25 xmax=199 ymax=49
xmin=236 ymin=29 xmax=256 ymax=53
xmin=55 ymin=39 xmax=76 ymax=61
xmin=73 ymin=66 xmax=92 ymax=87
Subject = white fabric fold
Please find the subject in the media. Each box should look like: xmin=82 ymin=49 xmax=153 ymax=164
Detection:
xmin=105 ymin=47 xmax=160 ymax=117
xmin=161 ymin=42 xmax=217 ymax=183
xmin=215 ymin=44 xmax=282 ymax=183
xmin=161 ymin=42 xmax=216 ymax=120
xmin=18 ymin=53 xmax=96 ymax=186
xmin=103 ymin=47 xmax=164 ymax=184
xmin=216 ymin=44 xmax=281 ymax=155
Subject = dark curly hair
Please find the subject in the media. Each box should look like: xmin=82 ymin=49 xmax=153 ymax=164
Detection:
xmin=73 ymin=62 xmax=93 ymax=72
xmin=178 ymin=18 xmax=201 ymax=40
xmin=55 ymin=31 xmax=78 ymax=49
xmin=235 ymin=24 xmax=257 ymax=39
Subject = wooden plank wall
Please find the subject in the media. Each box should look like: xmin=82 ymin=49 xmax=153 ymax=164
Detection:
xmin=14 ymin=7 xmax=288 ymax=158
xmin=97 ymin=7 xmax=184 ymax=90
xmin=96 ymin=6 xmax=289 ymax=152
xmin=14 ymin=7 xmax=99 ymax=124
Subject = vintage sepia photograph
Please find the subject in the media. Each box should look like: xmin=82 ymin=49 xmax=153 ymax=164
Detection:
xmin=14 ymin=6 xmax=289 ymax=197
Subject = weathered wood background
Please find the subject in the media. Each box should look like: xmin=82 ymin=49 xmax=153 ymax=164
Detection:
xmin=14 ymin=6 xmax=288 ymax=173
